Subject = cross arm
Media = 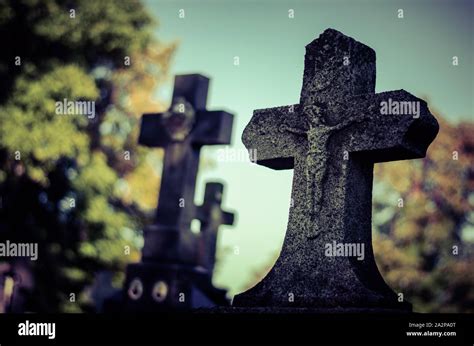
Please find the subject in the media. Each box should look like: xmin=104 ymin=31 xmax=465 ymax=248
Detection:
xmin=195 ymin=206 xmax=234 ymax=227
xmin=342 ymin=89 xmax=439 ymax=162
xmin=192 ymin=110 xmax=234 ymax=146
xmin=279 ymin=123 xmax=307 ymax=135
xmin=221 ymin=211 xmax=234 ymax=226
xmin=242 ymin=104 xmax=307 ymax=170
xmin=138 ymin=112 xmax=168 ymax=147
xmin=195 ymin=182 xmax=235 ymax=227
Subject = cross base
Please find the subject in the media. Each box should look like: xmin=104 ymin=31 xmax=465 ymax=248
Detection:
xmin=123 ymin=262 xmax=229 ymax=312
xmin=233 ymin=291 xmax=412 ymax=312
xmin=207 ymin=306 xmax=412 ymax=313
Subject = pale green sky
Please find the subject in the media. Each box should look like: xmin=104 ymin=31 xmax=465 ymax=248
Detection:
xmin=145 ymin=0 xmax=473 ymax=295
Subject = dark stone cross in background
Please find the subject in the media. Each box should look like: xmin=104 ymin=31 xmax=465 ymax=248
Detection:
xmin=197 ymin=182 xmax=235 ymax=275
xmin=123 ymin=74 xmax=235 ymax=311
xmin=233 ymin=29 xmax=439 ymax=311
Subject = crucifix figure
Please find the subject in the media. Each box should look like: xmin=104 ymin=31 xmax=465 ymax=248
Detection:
xmin=280 ymin=104 xmax=371 ymax=238
xmin=124 ymin=74 xmax=234 ymax=310
xmin=233 ymin=29 xmax=438 ymax=310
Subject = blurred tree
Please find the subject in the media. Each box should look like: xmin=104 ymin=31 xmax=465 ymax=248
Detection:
xmin=0 ymin=0 xmax=175 ymax=312
xmin=373 ymin=112 xmax=474 ymax=312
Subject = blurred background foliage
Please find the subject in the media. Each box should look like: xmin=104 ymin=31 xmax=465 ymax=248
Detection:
xmin=0 ymin=0 xmax=472 ymax=313
xmin=0 ymin=0 xmax=175 ymax=312
xmin=372 ymin=113 xmax=474 ymax=313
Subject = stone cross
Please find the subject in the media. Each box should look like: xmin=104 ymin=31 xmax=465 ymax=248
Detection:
xmin=233 ymin=29 xmax=438 ymax=310
xmin=123 ymin=74 xmax=234 ymax=310
xmin=138 ymin=74 xmax=233 ymax=264
xmin=196 ymin=182 xmax=235 ymax=274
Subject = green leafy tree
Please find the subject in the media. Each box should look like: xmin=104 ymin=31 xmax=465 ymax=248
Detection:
xmin=0 ymin=0 xmax=175 ymax=312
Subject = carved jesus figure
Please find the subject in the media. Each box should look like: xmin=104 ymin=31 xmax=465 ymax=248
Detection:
xmin=280 ymin=104 xmax=368 ymax=238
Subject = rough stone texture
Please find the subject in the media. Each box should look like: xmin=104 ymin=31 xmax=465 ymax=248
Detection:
xmin=233 ymin=29 xmax=439 ymax=311
xmin=122 ymin=74 xmax=235 ymax=310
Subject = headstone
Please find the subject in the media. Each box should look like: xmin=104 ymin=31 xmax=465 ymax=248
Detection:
xmin=123 ymin=74 xmax=235 ymax=311
xmin=233 ymin=29 xmax=439 ymax=311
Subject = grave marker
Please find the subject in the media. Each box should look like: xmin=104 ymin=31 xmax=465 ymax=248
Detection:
xmin=233 ymin=29 xmax=439 ymax=311
xmin=123 ymin=74 xmax=235 ymax=310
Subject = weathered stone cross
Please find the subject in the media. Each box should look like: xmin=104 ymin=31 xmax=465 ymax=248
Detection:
xmin=124 ymin=74 xmax=234 ymax=310
xmin=233 ymin=29 xmax=438 ymax=310
xmin=138 ymin=74 xmax=233 ymax=264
